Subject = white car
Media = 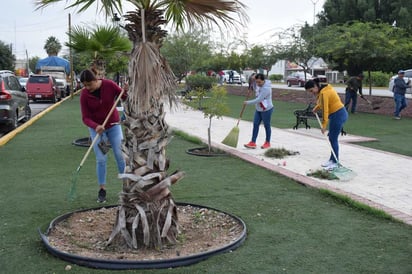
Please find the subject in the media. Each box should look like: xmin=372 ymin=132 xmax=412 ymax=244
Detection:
xmin=388 ymin=69 xmax=412 ymax=94
xmin=18 ymin=77 xmax=29 ymax=88
xmin=222 ymin=70 xmax=245 ymax=84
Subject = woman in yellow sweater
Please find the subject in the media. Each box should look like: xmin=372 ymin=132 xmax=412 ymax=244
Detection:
xmin=304 ymin=78 xmax=348 ymax=170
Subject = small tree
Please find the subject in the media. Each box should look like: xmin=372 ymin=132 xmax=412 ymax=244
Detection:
xmin=188 ymin=85 xmax=229 ymax=152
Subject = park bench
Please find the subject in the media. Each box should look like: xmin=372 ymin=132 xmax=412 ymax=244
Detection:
xmin=293 ymin=103 xmax=347 ymax=135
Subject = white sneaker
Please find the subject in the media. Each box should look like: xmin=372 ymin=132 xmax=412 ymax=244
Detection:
xmin=323 ymin=162 xmax=338 ymax=171
xmin=321 ymin=160 xmax=334 ymax=167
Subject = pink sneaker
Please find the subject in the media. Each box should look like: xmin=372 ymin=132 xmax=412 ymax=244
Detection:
xmin=261 ymin=142 xmax=271 ymax=149
xmin=244 ymin=141 xmax=257 ymax=149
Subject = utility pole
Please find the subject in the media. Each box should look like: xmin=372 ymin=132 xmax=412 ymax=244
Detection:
xmin=69 ymin=13 xmax=74 ymax=97
xmin=310 ymin=0 xmax=319 ymax=75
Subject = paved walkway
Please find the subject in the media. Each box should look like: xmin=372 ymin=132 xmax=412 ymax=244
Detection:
xmin=165 ymin=103 xmax=412 ymax=225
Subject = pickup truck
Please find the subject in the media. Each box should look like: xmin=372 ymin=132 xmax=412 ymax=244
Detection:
xmin=39 ymin=66 xmax=69 ymax=98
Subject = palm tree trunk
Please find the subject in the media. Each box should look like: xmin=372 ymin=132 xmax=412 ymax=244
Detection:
xmin=107 ymin=99 xmax=184 ymax=249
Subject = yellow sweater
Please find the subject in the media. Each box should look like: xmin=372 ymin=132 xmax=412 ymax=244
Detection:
xmin=314 ymin=84 xmax=344 ymax=128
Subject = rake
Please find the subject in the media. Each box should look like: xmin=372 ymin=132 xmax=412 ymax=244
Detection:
xmin=68 ymin=88 xmax=126 ymax=200
xmin=314 ymin=113 xmax=356 ymax=181
xmin=360 ymin=95 xmax=380 ymax=110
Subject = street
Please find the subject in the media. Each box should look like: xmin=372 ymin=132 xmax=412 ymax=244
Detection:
xmin=0 ymin=101 xmax=52 ymax=138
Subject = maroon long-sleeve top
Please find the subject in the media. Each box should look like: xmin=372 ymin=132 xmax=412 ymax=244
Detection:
xmin=80 ymin=79 xmax=126 ymax=130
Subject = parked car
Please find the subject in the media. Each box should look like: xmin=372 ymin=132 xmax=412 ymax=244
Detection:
xmin=222 ymin=70 xmax=246 ymax=84
xmin=286 ymin=72 xmax=313 ymax=87
xmin=18 ymin=77 xmax=29 ymax=88
xmin=0 ymin=70 xmax=31 ymax=132
xmin=388 ymin=69 xmax=412 ymax=94
xmin=26 ymin=74 xmax=60 ymax=103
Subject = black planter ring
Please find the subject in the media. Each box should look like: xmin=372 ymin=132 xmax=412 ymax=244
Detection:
xmin=39 ymin=202 xmax=247 ymax=270
xmin=72 ymin=137 xmax=91 ymax=147
xmin=186 ymin=147 xmax=227 ymax=157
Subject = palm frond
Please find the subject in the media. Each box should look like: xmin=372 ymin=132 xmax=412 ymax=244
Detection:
xmin=35 ymin=0 xmax=124 ymax=19
xmin=162 ymin=0 xmax=249 ymax=31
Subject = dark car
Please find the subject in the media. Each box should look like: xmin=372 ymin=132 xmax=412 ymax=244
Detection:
xmin=26 ymin=74 xmax=60 ymax=102
xmin=0 ymin=70 xmax=31 ymax=132
xmin=286 ymin=72 xmax=313 ymax=87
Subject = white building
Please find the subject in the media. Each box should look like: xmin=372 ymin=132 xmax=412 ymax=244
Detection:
xmin=268 ymin=57 xmax=343 ymax=83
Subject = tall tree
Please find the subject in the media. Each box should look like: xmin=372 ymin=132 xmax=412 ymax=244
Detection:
xmin=44 ymin=36 xmax=62 ymax=56
xmin=161 ymin=30 xmax=213 ymax=80
xmin=0 ymin=41 xmax=15 ymax=70
xmin=319 ymin=0 xmax=412 ymax=30
xmin=313 ymin=21 xmax=412 ymax=93
xmin=273 ymin=26 xmax=313 ymax=80
xmin=36 ymin=0 xmax=247 ymax=250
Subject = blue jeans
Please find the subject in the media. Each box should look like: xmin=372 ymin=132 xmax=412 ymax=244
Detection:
xmin=328 ymin=107 xmax=348 ymax=163
xmin=89 ymin=124 xmax=125 ymax=186
xmin=251 ymin=107 xmax=274 ymax=143
xmin=394 ymin=93 xmax=407 ymax=117
xmin=344 ymin=89 xmax=358 ymax=113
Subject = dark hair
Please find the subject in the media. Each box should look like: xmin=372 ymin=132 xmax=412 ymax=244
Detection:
xmin=304 ymin=78 xmax=320 ymax=90
xmin=254 ymin=73 xmax=265 ymax=81
xmin=79 ymin=69 xmax=97 ymax=82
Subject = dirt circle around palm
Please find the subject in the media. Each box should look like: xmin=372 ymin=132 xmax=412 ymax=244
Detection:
xmin=40 ymin=203 xmax=246 ymax=269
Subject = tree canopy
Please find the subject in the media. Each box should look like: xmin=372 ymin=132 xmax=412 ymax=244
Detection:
xmin=0 ymin=41 xmax=15 ymax=70
xmin=44 ymin=36 xmax=62 ymax=56
xmin=319 ymin=0 xmax=412 ymax=29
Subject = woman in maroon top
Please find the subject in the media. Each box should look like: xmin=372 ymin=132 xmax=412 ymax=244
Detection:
xmin=79 ymin=69 xmax=128 ymax=203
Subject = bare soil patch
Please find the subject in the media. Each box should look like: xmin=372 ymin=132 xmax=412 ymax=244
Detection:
xmin=46 ymin=205 xmax=244 ymax=261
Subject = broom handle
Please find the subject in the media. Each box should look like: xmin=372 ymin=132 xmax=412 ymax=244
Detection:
xmin=315 ymin=112 xmax=340 ymax=164
xmin=78 ymin=88 xmax=126 ymax=169
xmin=236 ymin=87 xmax=252 ymax=126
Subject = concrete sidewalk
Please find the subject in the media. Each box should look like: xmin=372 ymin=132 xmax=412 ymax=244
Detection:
xmin=165 ymin=103 xmax=412 ymax=226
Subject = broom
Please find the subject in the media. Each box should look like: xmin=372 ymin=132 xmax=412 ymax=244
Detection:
xmin=222 ymin=88 xmax=251 ymax=148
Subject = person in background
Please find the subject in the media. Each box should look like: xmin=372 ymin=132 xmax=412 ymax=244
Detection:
xmin=344 ymin=73 xmax=364 ymax=114
xmin=79 ymin=69 xmax=128 ymax=203
xmin=229 ymin=70 xmax=234 ymax=84
xmin=218 ymin=70 xmax=225 ymax=86
xmin=305 ymin=78 xmax=348 ymax=170
xmin=393 ymin=70 xmax=410 ymax=119
xmin=248 ymin=72 xmax=257 ymax=93
xmin=243 ymin=73 xmax=274 ymax=149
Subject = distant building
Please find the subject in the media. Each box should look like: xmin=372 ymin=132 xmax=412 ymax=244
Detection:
xmin=269 ymin=57 xmax=336 ymax=82
xmin=14 ymin=59 xmax=30 ymax=76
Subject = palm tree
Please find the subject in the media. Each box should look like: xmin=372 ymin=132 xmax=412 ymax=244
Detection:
xmin=66 ymin=25 xmax=131 ymax=78
xmin=44 ymin=36 xmax=62 ymax=56
xmin=36 ymin=0 xmax=248 ymax=250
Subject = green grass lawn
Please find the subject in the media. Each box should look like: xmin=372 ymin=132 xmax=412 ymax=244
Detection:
xmin=225 ymin=94 xmax=412 ymax=157
xmin=0 ymin=95 xmax=411 ymax=273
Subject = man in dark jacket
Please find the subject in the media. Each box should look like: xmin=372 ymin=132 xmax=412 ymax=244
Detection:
xmin=344 ymin=73 xmax=364 ymax=113
xmin=393 ymin=70 xmax=410 ymax=119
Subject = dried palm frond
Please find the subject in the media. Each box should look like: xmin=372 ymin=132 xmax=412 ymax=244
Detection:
xmin=127 ymin=41 xmax=177 ymax=114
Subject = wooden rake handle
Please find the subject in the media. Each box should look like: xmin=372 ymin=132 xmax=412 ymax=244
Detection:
xmin=78 ymin=88 xmax=126 ymax=170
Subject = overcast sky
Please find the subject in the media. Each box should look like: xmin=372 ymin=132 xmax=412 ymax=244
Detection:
xmin=1 ymin=0 xmax=325 ymax=60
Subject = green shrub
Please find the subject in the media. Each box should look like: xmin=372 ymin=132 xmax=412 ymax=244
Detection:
xmin=363 ymin=71 xmax=392 ymax=87
xmin=269 ymin=74 xmax=283 ymax=81
xmin=185 ymin=74 xmax=216 ymax=91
